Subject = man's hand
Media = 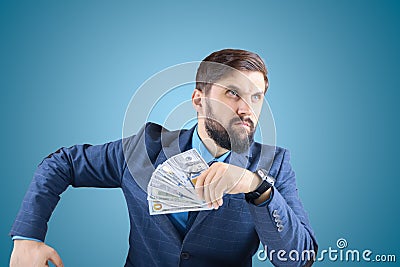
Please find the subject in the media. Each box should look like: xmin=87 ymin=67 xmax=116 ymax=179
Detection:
xmin=195 ymin=162 xmax=263 ymax=209
xmin=10 ymin=239 xmax=64 ymax=267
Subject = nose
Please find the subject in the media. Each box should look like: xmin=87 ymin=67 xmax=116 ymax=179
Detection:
xmin=237 ymin=97 xmax=252 ymax=116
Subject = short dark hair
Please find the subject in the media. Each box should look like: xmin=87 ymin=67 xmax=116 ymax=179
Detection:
xmin=196 ymin=48 xmax=269 ymax=94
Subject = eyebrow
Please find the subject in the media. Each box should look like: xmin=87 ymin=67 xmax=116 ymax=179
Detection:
xmin=224 ymin=84 xmax=264 ymax=96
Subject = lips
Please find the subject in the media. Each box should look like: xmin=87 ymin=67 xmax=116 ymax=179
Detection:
xmin=235 ymin=122 xmax=249 ymax=127
xmin=233 ymin=119 xmax=253 ymax=130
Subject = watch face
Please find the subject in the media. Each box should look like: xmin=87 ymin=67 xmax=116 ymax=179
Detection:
xmin=266 ymin=175 xmax=275 ymax=186
xmin=257 ymin=169 xmax=269 ymax=179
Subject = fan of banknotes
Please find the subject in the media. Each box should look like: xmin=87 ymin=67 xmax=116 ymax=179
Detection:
xmin=147 ymin=149 xmax=213 ymax=215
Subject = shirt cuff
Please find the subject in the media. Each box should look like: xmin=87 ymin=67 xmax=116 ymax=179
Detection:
xmin=12 ymin=236 xmax=43 ymax=243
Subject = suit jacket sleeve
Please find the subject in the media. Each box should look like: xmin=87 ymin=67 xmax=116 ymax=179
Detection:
xmin=248 ymin=148 xmax=318 ymax=267
xmin=9 ymin=139 xmax=126 ymax=241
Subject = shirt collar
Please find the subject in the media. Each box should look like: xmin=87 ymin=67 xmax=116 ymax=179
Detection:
xmin=191 ymin=125 xmax=231 ymax=163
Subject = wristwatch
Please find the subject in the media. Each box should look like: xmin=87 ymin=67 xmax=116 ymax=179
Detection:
xmin=245 ymin=169 xmax=275 ymax=203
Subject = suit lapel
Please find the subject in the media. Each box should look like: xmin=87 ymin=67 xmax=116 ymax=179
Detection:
xmin=154 ymin=126 xmax=195 ymax=167
xmin=150 ymin=126 xmax=196 ymax=242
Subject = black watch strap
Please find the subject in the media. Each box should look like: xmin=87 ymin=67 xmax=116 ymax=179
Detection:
xmin=245 ymin=169 xmax=275 ymax=203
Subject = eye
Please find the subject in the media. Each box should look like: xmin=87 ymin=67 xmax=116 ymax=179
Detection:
xmin=226 ymin=89 xmax=239 ymax=97
xmin=252 ymin=94 xmax=262 ymax=102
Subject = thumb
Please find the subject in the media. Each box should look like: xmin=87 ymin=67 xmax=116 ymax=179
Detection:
xmin=46 ymin=248 xmax=64 ymax=267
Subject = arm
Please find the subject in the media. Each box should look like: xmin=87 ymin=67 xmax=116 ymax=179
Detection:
xmin=248 ymin=149 xmax=318 ymax=267
xmin=9 ymin=139 xmax=126 ymax=266
xmin=195 ymin=149 xmax=317 ymax=266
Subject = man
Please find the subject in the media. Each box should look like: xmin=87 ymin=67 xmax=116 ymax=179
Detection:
xmin=9 ymin=49 xmax=317 ymax=267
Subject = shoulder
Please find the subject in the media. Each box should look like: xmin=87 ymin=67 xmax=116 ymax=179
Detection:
xmin=250 ymin=142 xmax=291 ymax=175
xmin=123 ymin=122 xmax=171 ymax=143
xmin=142 ymin=122 xmax=190 ymax=144
xmin=251 ymin=142 xmax=288 ymax=161
xmin=125 ymin=122 xmax=191 ymax=160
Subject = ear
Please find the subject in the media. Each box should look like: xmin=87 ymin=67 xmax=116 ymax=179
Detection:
xmin=192 ymin=88 xmax=204 ymax=113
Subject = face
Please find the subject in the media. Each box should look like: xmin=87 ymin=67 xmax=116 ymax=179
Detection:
xmin=195 ymin=70 xmax=265 ymax=153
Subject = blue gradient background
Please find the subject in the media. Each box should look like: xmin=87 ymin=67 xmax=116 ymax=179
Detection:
xmin=1 ymin=1 xmax=399 ymax=266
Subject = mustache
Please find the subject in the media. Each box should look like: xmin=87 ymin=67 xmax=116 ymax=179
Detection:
xmin=230 ymin=117 xmax=255 ymax=129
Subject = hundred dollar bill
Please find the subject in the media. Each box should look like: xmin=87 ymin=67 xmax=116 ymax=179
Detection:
xmin=147 ymin=149 xmax=211 ymax=215
xmin=157 ymin=163 xmax=193 ymax=189
xmin=149 ymin=200 xmax=212 ymax=215
xmin=167 ymin=149 xmax=209 ymax=175
xmin=147 ymin=186 xmax=202 ymax=204
xmin=148 ymin=195 xmax=205 ymax=208
xmin=149 ymin=172 xmax=199 ymax=200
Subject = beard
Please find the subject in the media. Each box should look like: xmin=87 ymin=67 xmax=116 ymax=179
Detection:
xmin=204 ymin=103 xmax=255 ymax=153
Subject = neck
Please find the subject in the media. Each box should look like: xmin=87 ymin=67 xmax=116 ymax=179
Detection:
xmin=197 ymin=120 xmax=229 ymax=158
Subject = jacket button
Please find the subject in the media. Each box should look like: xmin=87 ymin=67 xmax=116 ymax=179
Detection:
xmin=181 ymin=252 xmax=190 ymax=260
xmin=272 ymin=210 xmax=279 ymax=218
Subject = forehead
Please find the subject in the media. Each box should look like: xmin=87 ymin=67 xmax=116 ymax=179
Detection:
xmin=211 ymin=71 xmax=265 ymax=95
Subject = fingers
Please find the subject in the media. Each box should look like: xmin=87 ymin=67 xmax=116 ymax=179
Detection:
xmin=196 ymin=163 xmax=248 ymax=209
xmin=195 ymin=168 xmax=210 ymax=199
xmin=203 ymin=166 xmax=218 ymax=208
xmin=196 ymin=163 xmax=227 ymax=209
xmin=207 ymin=170 xmax=217 ymax=209
xmin=212 ymin=177 xmax=226 ymax=208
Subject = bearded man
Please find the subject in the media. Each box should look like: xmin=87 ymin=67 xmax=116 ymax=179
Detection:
xmin=10 ymin=48 xmax=317 ymax=267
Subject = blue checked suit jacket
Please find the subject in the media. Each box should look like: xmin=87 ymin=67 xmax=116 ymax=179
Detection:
xmin=10 ymin=122 xmax=318 ymax=267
